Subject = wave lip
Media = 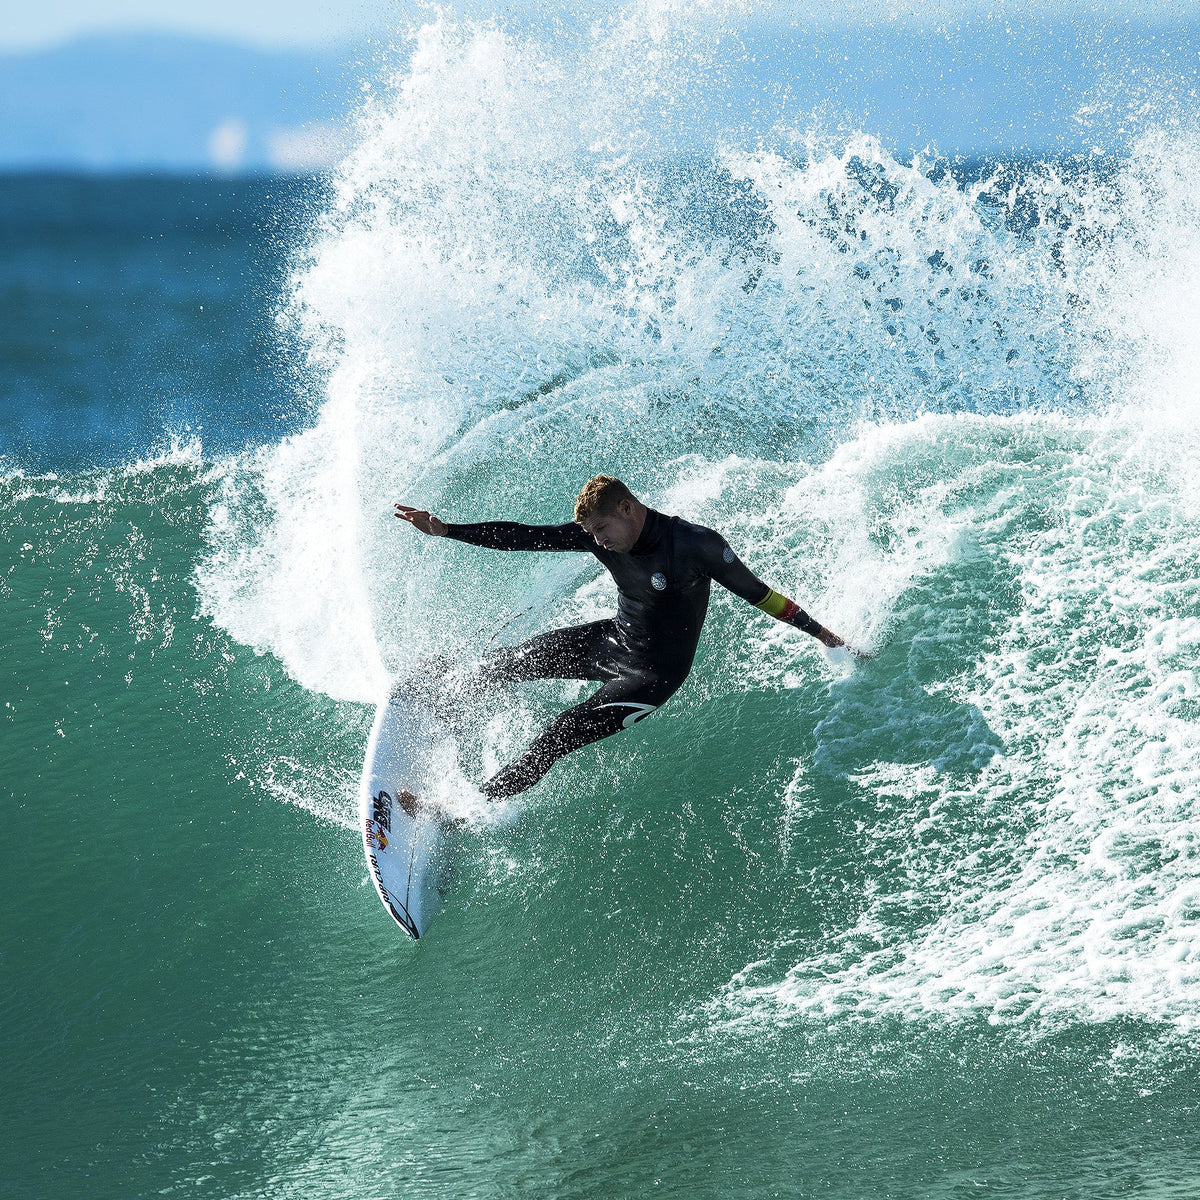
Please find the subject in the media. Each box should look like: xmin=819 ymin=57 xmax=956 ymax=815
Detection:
xmin=197 ymin=13 xmax=1200 ymax=704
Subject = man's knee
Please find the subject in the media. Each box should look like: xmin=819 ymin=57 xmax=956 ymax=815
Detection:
xmin=479 ymin=726 xmax=564 ymax=799
xmin=474 ymin=635 xmax=556 ymax=689
xmin=480 ymin=701 xmax=628 ymax=800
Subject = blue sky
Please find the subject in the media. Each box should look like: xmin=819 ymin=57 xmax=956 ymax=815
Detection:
xmin=4 ymin=0 xmax=1196 ymax=168
xmin=7 ymin=0 xmax=1196 ymax=51
xmin=0 ymin=0 xmax=386 ymax=50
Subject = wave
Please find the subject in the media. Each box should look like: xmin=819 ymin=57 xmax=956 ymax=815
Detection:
xmin=177 ymin=10 xmax=1200 ymax=1034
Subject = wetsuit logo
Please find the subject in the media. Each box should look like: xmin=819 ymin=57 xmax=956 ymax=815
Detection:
xmin=598 ymin=701 xmax=658 ymax=728
xmin=722 ymin=545 xmax=735 ymax=563
xmin=651 ymin=572 xmax=667 ymax=591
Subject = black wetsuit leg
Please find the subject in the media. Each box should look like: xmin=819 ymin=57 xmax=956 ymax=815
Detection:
xmin=401 ymin=621 xmax=618 ymax=720
xmin=475 ymin=619 xmax=620 ymax=688
xmin=480 ymin=665 xmax=685 ymax=800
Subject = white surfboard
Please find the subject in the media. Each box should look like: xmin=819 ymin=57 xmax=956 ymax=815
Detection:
xmin=359 ymin=689 xmax=456 ymax=938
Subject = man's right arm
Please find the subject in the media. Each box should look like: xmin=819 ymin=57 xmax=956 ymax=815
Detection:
xmin=395 ymin=504 xmax=591 ymax=552
xmin=700 ymin=527 xmax=868 ymax=656
xmin=444 ymin=520 xmax=592 ymax=552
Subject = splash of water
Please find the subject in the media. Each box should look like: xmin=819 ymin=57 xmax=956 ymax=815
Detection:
xmin=199 ymin=14 xmax=1191 ymax=694
xmin=193 ymin=8 xmax=1200 ymax=1033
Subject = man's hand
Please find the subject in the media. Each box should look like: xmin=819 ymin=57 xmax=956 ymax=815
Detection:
xmin=394 ymin=503 xmax=448 ymax=537
xmin=818 ymin=626 xmax=871 ymax=659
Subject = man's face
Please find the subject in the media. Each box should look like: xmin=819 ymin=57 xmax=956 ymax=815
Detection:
xmin=580 ymin=500 xmax=642 ymax=553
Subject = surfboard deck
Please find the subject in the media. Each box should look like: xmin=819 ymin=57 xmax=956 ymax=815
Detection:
xmin=359 ymin=689 xmax=456 ymax=938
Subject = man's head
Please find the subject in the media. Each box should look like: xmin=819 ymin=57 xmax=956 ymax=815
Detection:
xmin=574 ymin=475 xmax=647 ymax=553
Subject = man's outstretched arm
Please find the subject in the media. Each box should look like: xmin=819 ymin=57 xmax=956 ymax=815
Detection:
xmin=752 ymin=587 xmax=856 ymax=652
xmin=394 ymin=503 xmax=592 ymax=552
xmin=703 ymin=530 xmax=868 ymax=657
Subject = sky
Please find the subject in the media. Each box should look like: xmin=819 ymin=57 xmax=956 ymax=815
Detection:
xmin=6 ymin=0 xmax=1197 ymax=52
xmin=0 ymin=0 xmax=389 ymax=50
xmin=4 ymin=0 xmax=1196 ymax=168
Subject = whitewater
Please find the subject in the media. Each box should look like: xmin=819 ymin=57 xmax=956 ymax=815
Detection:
xmin=193 ymin=12 xmax=1200 ymax=1028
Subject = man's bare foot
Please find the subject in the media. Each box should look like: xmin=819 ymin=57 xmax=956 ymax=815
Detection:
xmin=395 ymin=789 xmax=465 ymax=831
xmin=396 ymin=789 xmax=422 ymax=819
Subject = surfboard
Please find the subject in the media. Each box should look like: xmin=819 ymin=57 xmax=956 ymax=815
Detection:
xmin=359 ymin=688 xmax=456 ymax=938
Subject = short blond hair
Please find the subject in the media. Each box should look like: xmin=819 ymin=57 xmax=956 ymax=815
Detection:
xmin=574 ymin=475 xmax=637 ymax=523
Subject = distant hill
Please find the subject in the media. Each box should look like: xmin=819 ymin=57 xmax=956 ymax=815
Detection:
xmin=1 ymin=17 xmax=1197 ymax=172
xmin=0 ymin=32 xmax=363 ymax=171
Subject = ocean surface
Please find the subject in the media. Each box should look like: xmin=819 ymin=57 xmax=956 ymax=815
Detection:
xmin=6 ymin=15 xmax=1200 ymax=1199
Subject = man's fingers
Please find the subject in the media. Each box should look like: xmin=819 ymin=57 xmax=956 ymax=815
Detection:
xmin=394 ymin=504 xmax=444 ymax=536
xmin=394 ymin=504 xmax=430 ymax=523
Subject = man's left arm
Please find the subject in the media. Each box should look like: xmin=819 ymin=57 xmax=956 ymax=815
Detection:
xmin=703 ymin=531 xmax=866 ymax=656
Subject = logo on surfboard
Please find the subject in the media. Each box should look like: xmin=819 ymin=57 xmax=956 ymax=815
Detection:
xmin=365 ymin=819 xmax=389 ymax=851
xmin=366 ymin=790 xmax=393 ymax=850
xmin=371 ymin=791 xmax=393 ymax=830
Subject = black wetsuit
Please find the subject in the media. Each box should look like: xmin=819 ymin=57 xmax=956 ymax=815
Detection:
xmin=444 ymin=508 xmax=807 ymax=799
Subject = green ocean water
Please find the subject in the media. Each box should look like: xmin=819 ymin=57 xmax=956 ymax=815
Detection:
xmin=8 ymin=421 xmax=1200 ymax=1199
xmin=8 ymin=15 xmax=1200 ymax=1199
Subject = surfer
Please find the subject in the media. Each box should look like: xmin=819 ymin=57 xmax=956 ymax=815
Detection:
xmin=395 ymin=475 xmax=864 ymax=800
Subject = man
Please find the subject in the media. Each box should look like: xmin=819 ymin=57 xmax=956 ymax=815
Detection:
xmin=395 ymin=475 xmax=863 ymax=801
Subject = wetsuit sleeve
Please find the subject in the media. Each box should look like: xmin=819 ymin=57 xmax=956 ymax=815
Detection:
xmin=443 ymin=521 xmax=593 ymax=552
xmin=703 ymin=530 xmax=823 ymax=637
